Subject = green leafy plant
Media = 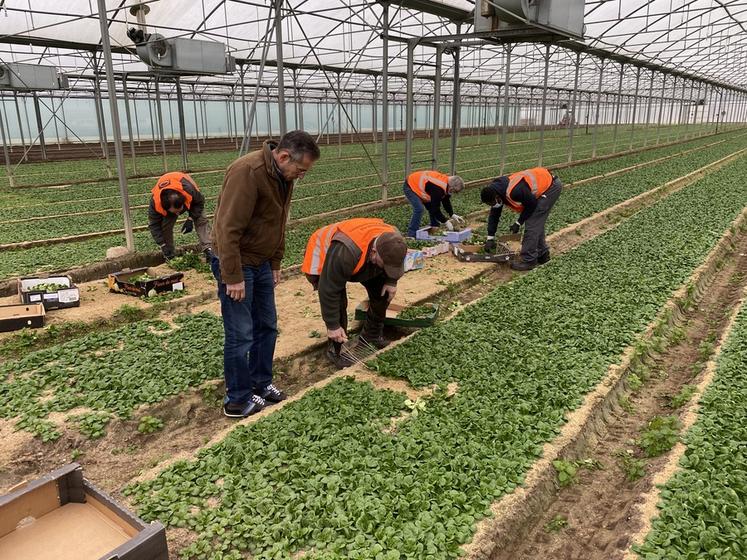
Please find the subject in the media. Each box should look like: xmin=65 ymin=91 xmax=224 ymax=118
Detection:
xmin=638 ymin=416 xmax=681 ymax=457
xmin=113 ymin=304 xmax=146 ymax=322
xmin=69 ymin=411 xmax=111 ymax=439
xmin=552 ymin=459 xmax=578 ymax=487
xmin=137 ymin=415 xmax=164 ymax=435
xmin=669 ymin=385 xmax=697 ymax=409
xmin=545 ymin=515 xmax=569 ymax=533
xmin=616 ymin=449 xmax=646 ymax=482
xmin=628 ymin=373 xmax=643 ymax=392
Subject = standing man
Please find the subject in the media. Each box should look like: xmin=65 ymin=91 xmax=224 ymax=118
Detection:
xmin=148 ymin=171 xmax=212 ymax=260
xmin=403 ymin=170 xmax=466 ymax=237
xmin=480 ymin=167 xmax=563 ymax=271
xmin=301 ymin=218 xmax=407 ymax=369
xmin=211 ymin=131 xmax=320 ymax=418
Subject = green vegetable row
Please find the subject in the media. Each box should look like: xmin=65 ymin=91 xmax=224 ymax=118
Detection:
xmin=634 ymin=300 xmax=747 ymax=560
xmin=125 ymin=153 xmax=747 ymax=559
xmin=1 ymin=129 xmax=742 ymax=279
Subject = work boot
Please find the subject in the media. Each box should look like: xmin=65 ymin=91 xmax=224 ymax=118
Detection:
xmin=537 ymin=251 xmax=550 ymax=265
xmin=510 ymin=259 xmax=536 ymax=271
xmin=325 ymin=342 xmax=357 ymax=369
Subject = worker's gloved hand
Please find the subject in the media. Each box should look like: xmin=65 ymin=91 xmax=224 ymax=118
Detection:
xmin=203 ymin=247 xmax=214 ymax=263
xmin=484 ymin=237 xmax=496 ymax=253
xmin=180 ymin=218 xmax=194 ymax=234
xmin=451 ymin=214 xmax=466 ymax=225
xmin=160 ymin=244 xmax=175 ymax=261
xmin=442 ymin=219 xmax=455 ymax=232
xmin=509 ymin=221 xmax=521 ymax=234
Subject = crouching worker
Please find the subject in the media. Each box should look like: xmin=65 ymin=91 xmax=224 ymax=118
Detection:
xmin=403 ymin=170 xmax=466 ymax=237
xmin=148 ymin=171 xmax=212 ymax=260
xmin=302 ymin=218 xmax=408 ymax=369
xmin=480 ymin=167 xmax=562 ymax=271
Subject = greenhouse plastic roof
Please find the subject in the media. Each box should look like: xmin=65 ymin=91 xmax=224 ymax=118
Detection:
xmin=0 ymin=0 xmax=745 ymax=99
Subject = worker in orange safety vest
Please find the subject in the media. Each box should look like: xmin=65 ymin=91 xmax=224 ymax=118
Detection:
xmin=480 ymin=167 xmax=563 ymax=271
xmin=302 ymin=218 xmax=407 ymax=369
xmin=403 ymin=170 xmax=466 ymax=237
xmin=148 ymin=171 xmax=212 ymax=260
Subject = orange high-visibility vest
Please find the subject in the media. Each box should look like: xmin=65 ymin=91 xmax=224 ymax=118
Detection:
xmin=406 ymin=170 xmax=449 ymax=202
xmin=302 ymin=218 xmax=396 ymax=276
xmin=504 ymin=167 xmax=554 ymax=212
xmin=151 ymin=172 xmax=198 ymax=216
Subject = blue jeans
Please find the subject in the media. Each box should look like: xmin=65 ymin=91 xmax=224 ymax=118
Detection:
xmin=211 ymin=256 xmax=278 ymax=404
xmin=403 ymin=181 xmax=425 ymax=237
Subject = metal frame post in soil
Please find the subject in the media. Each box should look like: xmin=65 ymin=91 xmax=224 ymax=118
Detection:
xmin=643 ymin=69 xmax=655 ymax=147
xmin=500 ymin=44 xmax=513 ymax=174
xmin=432 ymin=46 xmax=442 ymax=168
xmin=31 ymin=93 xmax=47 ymax=161
xmin=154 ymin=78 xmax=168 ymax=173
xmin=96 ymin=0 xmax=135 ymax=252
xmin=449 ymin=25 xmax=462 ymax=176
xmin=191 ymin=84 xmax=200 ymax=153
xmin=628 ymin=66 xmax=641 ymax=150
xmin=656 ymin=73 xmax=667 ymax=145
xmin=121 ymin=74 xmax=137 ymax=174
xmin=567 ymin=51 xmax=581 ymax=163
xmin=381 ymin=1 xmax=389 ymax=202
xmin=404 ymin=38 xmax=416 ymax=178
xmin=275 ymin=0 xmax=287 ymax=135
xmin=91 ymin=54 xmax=111 ymax=168
xmin=13 ymin=92 xmax=27 ymax=160
xmin=592 ymin=58 xmax=605 ymax=158
xmin=537 ymin=44 xmax=551 ymax=167
xmin=611 ymin=62 xmax=625 ymax=153
xmin=0 ymin=103 xmax=15 ymax=187
xmin=175 ymin=78 xmax=188 ymax=171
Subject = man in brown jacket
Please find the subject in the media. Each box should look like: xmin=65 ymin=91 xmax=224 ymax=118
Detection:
xmin=211 ymin=130 xmax=320 ymax=418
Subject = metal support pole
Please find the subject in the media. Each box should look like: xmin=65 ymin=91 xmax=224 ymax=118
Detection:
xmin=500 ymin=45 xmax=513 ymax=174
xmin=656 ymin=74 xmax=667 ymax=145
xmin=431 ymin=46 xmax=443 ymax=168
xmin=154 ymin=79 xmax=168 ymax=173
xmin=50 ymin=96 xmax=61 ymax=148
xmin=122 ymin=74 xmax=137 ymax=174
xmin=537 ymin=44 xmax=551 ymax=166
xmin=0 ymin=102 xmax=15 ymax=187
xmin=275 ymin=0 xmax=287 ymax=135
xmin=449 ymin=25 xmax=462 ymax=176
xmin=567 ymin=52 xmax=581 ymax=163
xmin=240 ymin=67 xmax=247 ymax=148
xmin=191 ymin=85 xmax=201 ymax=152
xmin=666 ymin=75 xmax=678 ymax=139
xmin=97 ymin=0 xmax=134 ymax=251
xmin=146 ymin=86 xmax=156 ymax=152
xmin=336 ymin=73 xmax=342 ymax=156
xmin=13 ymin=93 xmax=27 ymax=159
xmin=381 ymin=2 xmax=389 ymax=201
xmin=175 ymin=78 xmax=189 ymax=171
xmin=404 ymin=39 xmax=416 ymax=177
xmin=592 ymin=60 xmax=605 ymax=158
xmin=32 ymin=93 xmax=47 ymax=161
xmin=611 ymin=63 xmax=625 ymax=152
xmin=643 ymin=70 xmax=655 ymax=147
xmin=372 ymin=80 xmax=378 ymax=152
xmin=628 ymin=67 xmax=641 ymax=150
xmin=92 ymin=58 xmax=110 ymax=164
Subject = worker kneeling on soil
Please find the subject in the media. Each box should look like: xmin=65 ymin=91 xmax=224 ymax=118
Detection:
xmin=480 ymin=167 xmax=562 ymax=271
xmin=403 ymin=170 xmax=466 ymax=237
xmin=302 ymin=218 xmax=408 ymax=369
xmin=148 ymin=171 xmax=212 ymax=260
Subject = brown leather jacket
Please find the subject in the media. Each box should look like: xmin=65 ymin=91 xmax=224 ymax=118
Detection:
xmin=211 ymin=141 xmax=292 ymax=284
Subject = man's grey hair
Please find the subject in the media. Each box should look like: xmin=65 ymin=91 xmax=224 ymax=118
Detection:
xmin=447 ymin=175 xmax=465 ymax=193
xmin=277 ymin=130 xmax=321 ymax=162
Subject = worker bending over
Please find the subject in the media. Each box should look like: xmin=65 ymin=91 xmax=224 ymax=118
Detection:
xmin=302 ymin=218 xmax=408 ymax=369
xmin=148 ymin=171 xmax=212 ymax=260
xmin=403 ymin=170 xmax=466 ymax=237
xmin=480 ymin=167 xmax=562 ymax=271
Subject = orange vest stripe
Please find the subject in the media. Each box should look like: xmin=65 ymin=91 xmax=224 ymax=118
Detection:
xmin=406 ymin=170 xmax=449 ymax=202
xmin=302 ymin=218 xmax=396 ymax=276
xmin=504 ymin=167 xmax=553 ymax=212
xmin=152 ymin=172 xmax=198 ymax=216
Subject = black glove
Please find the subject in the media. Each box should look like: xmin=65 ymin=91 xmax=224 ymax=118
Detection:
xmin=203 ymin=247 xmax=214 ymax=262
xmin=509 ymin=221 xmax=521 ymax=234
xmin=484 ymin=238 xmax=496 ymax=253
xmin=181 ymin=218 xmax=194 ymax=234
xmin=160 ymin=244 xmax=175 ymax=261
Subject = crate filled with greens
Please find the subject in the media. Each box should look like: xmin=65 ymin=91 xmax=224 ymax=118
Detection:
xmin=107 ymin=267 xmax=184 ymax=298
xmin=18 ymin=275 xmax=81 ymax=310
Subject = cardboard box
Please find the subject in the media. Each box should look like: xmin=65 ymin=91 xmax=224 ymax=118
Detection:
xmin=0 ymin=463 xmax=168 ymax=560
xmin=415 ymin=226 xmax=473 ymax=243
xmin=403 ymin=250 xmax=425 ymax=272
xmin=0 ymin=303 xmax=45 ymax=333
xmin=18 ymin=275 xmax=80 ymax=310
xmin=107 ymin=267 xmax=185 ymax=297
xmin=421 ymin=242 xmax=450 ymax=258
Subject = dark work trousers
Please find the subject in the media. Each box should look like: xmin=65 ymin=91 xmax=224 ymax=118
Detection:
xmin=307 ymin=273 xmax=390 ymax=338
xmin=520 ymin=178 xmax=563 ymax=263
